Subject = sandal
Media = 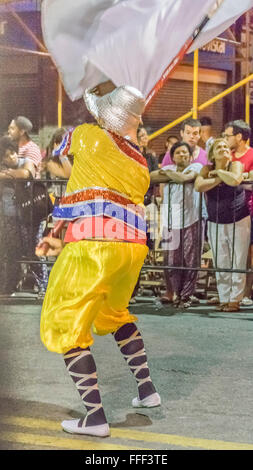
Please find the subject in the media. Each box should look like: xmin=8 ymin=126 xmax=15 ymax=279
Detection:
xmin=215 ymin=303 xmax=228 ymax=311
xmin=173 ymin=298 xmax=181 ymax=307
xmin=207 ymin=296 xmax=220 ymax=305
xmin=222 ymin=302 xmax=240 ymax=312
xmin=175 ymin=299 xmax=192 ymax=309
xmin=181 ymin=300 xmax=192 ymax=309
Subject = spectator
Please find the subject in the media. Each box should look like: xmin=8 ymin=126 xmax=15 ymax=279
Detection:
xmin=0 ymin=136 xmax=22 ymax=294
xmin=151 ymin=141 xmax=205 ymax=308
xmin=130 ymin=126 xmax=159 ymax=303
xmin=161 ymin=118 xmax=208 ymax=167
xmin=195 ymin=138 xmax=250 ymax=312
xmin=137 ymin=126 xmax=158 ymax=239
xmin=137 ymin=125 xmax=158 ymax=204
xmin=43 ymin=127 xmax=70 ymax=204
xmin=0 ymin=136 xmax=49 ymax=296
xmin=224 ymin=120 xmax=253 ymax=306
xmin=137 ymin=127 xmax=158 ymax=171
xmin=200 ymin=116 xmax=215 ymax=153
xmin=47 ymin=128 xmax=67 ymax=157
xmin=0 ymin=135 xmax=19 ymax=171
xmin=46 ymin=127 xmax=73 ymax=180
xmin=224 ymin=120 xmax=253 ymax=172
xmin=6 ymin=116 xmax=48 ymax=296
xmin=8 ymin=116 xmax=42 ymax=179
xmin=166 ymin=135 xmax=179 ymax=151
xmin=158 ymin=135 xmax=179 ymax=165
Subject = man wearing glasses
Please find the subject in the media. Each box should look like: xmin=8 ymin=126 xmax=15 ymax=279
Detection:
xmin=223 ymin=120 xmax=253 ymax=174
xmin=224 ymin=119 xmax=253 ymax=307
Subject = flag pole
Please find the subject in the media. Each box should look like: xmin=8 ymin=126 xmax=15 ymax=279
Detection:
xmin=58 ymin=76 xmax=63 ymax=128
xmin=145 ymin=1 xmax=224 ymax=110
xmin=193 ymin=49 xmax=199 ymax=119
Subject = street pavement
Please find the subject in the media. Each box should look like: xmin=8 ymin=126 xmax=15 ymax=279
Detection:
xmin=0 ymin=297 xmax=253 ymax=451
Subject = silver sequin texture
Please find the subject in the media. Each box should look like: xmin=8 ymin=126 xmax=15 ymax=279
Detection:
xmin=84 ymin=86 xmax=145 ymax=135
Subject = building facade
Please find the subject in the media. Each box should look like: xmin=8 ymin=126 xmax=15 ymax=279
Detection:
xmin=0 ymin=3 xmax=251 ymax=154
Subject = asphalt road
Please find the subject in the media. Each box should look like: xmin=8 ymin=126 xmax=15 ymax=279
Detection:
xmin=0 ymin=299 xmax=253 ymax=451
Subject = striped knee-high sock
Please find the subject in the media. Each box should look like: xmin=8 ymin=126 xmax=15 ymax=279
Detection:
xmin=113 ymin=323 xmax=156 ymax=400
xmin=63 ymin=347 xmax=107 ymax=427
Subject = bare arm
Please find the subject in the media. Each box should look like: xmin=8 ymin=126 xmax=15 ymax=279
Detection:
xmin=160 ymin=183 xmax=164 ymax=201
xmin=217 ymin=161 xmax=243 ymax=187
xmin=0 ymin=160 xmax=35 ymax=179
xmin=47 ymin=157 xmax=72 ymax=179
xmin=149 ymin=168 xmax=175 ymax=183
xmin=0 ymin=171 xmax=15 ymax=179
xmin=168 ymin=170 xmax=198 ymax=184
xmin=59 ymin=156 xmax=72 ymax=178
xmin=194 ymin=165 xmax=221 ymax=193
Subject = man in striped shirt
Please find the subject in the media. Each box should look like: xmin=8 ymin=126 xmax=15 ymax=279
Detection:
xmin=5 ymin=116 xmax=47 ymax=296
xmin=7 ymin=116 xmax=41 ymax=179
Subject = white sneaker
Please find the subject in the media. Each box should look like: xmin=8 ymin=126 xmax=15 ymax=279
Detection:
xmin=240 ymin=297 xmax=253 ymax=306
xmin=132 ymin=392 xmax=161 ymax=408
xmin=61 ymin=419 xmax=110 ymax=437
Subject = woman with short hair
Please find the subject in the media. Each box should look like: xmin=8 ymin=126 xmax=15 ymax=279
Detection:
xmin=151 ymin=141 xmax=205 ymax=308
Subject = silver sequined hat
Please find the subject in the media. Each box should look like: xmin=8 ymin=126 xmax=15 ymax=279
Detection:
xmin=84 ymin=85 xmax=145 ymax=135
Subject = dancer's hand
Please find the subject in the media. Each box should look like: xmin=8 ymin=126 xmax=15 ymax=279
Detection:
xmin=90 ymin=80 xmax=115 ymax=97
xmin=36 ymin=237 xmax=64 ymax=257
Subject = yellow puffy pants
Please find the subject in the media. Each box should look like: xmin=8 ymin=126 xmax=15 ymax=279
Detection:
xmin=40 ymin=240 xmax=148 ymax=354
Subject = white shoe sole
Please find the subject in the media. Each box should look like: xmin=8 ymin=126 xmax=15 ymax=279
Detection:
xmin=61 ymin=419 xmax=110 ymax=437
xmin=132 ymin=392 xmax=161 ymax=408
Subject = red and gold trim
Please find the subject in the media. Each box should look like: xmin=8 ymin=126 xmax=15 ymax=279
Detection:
xmin=63 ymin=128 xmax=74 ymax=156
xmin=107 ymin=130 xmax=148 ymax=168
xmin=60 ymin=187 xmax=145 ymax=217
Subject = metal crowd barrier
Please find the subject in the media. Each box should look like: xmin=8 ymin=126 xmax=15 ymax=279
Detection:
xmin=0 ymin=178 xmax=67 ymax=298
xmin=145 ymin=181 xmax=253 ymax=274
xmin=141 ymin=180 xmax=253 ymax=299
xmin=0 ymin=178 xmax=252 ymax=298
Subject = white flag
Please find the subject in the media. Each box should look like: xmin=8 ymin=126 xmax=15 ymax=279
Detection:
xmin=189 ymin=0 xmax=253 ymax=52
xmin=42 ymin=0 xmax=253 ymax=101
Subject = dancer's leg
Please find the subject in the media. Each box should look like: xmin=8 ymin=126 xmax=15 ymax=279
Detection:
xmin=61 ymin=346 xmax=109 ymax=436
xmin=113 ymin=323 xmax=160 ymax=407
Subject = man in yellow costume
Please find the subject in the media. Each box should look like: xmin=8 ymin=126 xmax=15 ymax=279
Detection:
xmin=38 ymin=85 xmax=161 ymax=437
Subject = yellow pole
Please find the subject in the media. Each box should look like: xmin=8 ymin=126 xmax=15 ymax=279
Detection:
xmin=58 ymin=76 xmax=62 ymax=128
xmin=198 ymin=73 xmax=253 ymax=111
xmin=193 ymin=49 xmax=199 ymax=119
xmin=149 ymin=73 xmax=253 ymax=141
xmin=245 ymin=92 xmax=250 ymax=125
xmin=245 ymin=12 xmax=250 ymax=125
xmin=148 ymin=111 xmax=193 ymax=141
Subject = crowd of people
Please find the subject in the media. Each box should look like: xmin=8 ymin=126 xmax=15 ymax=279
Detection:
xmin=0 ymin=117 xmax=70 ymax=297
xmin=148 ymin=117 xmax=253 ymax=312
xmin=0 ymin=113 xmax=253 ymax=313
